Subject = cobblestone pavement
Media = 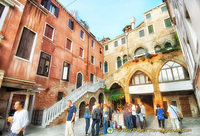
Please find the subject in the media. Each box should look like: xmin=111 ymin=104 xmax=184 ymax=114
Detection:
xmin=3 ymin=117 xmax=200 ymax=136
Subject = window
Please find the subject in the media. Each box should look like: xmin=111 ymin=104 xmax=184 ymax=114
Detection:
xmin=99 ymin=62 xmax=102 ymax=69
xmin=62 ymin=61 xmax=70 ymax=81
xmin=164 ymin=18 xmax=172 ymax=27
xmin=139 ymin=30 xmax=145 ymax=37
xmin=130 ymin=71 xmax=152 ymax=86
xmin=79 ymin=47 xmax=84 ymax=58
xmin=68 ymin=18 xmax=74 ymax=30
xmin=161 ymin=6 xmax=167 ymax=12
xmin=123 ymin=55 xmax=128 ymax=64
xmin=164 ymin=42 xmax=172 ymax=48
xmin=37 ymin=52 xmax=51 ymax=77
xmin=91 ymin=40 xmax=95 ymax=48
xmin=57 ymin=92 xmax=63 ymax=101
xmin=90 ymin=73 xmax=94 ymax=83
xmin=41 ymin=0 xmax=59 ymax=17
xmin=117 ymin=57 xmax=122 ymax=69
xmin=146 ymin=13 xmax=151 ymax=19
xmin=80 ymin=29 xmax=84 ymax=40
xmin=148 ymin=25 xmax=154 ymax=34
xmin=91 ymin=56 xmax=94 ymax=64
xmin=0 ymin=3 xmax=5 ymax=18
xmin=104 ymin=61 xmax=108 ymax=73
xmin=121 ymin=37 xmax=126 ymax=44
xmin=135 ymin=47 xmax=145 ymax=57
xmin=44 ymin=23 xmax=54 ymax=40
xmin=155 ymin=45 xmax=161 ymax=53
xmin=100 ymin=48 xmax=102 ymax=54
xmin=16 ymin=27 xmax=36 ymax=60
xmin=105 ymin=45 xmax=108 ymax=51
xmin=159 ymin=61 xmax=190 ymax=82
xmin=114 ymin=41 xmax=118 ymax=47
xmin=66 ymin=38 xmax=72 ymax=51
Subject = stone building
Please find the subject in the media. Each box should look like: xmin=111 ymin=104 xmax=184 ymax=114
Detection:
xmin=0 ymin=0 xmax=104 ymax=129
xmin=164 ymin=0 xmax=200 ymax=111
xmin=101 ymin=3 xmax=199 ymax=117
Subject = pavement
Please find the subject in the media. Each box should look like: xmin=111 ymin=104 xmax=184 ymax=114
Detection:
xmin=2 ymin=117 xmax=200 ymax=136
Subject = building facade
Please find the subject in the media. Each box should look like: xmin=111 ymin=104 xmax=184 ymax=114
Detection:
xmin=0 ymin=0 xmax=103 ymax=130
xmin=102 ymin=3 xmax=199 ymax=117
xmin=164 ymin=0 xmax=200 ymax=110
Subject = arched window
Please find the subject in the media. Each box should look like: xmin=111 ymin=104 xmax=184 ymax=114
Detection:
xmin=123 ymin=55 xmax=128 ymax=64
xmin=164 ymin=42 xmax=172 ymax=48
xmin=130 ymin=71 xmax=152 ymax=86
xmin=134 ymin=47 xmax=145 ymax=57
xmin=76 ymin=73 xmax=83 ymax=88
xmin=155 ymin=45 xmax=161 ymax=53
xmin=117 ymin=57 xmax=122 ymax=69
xmin=104 ymin=61 xmax=108 ymax=73
xmin=159 ymin=61 xmax=190 ymax=82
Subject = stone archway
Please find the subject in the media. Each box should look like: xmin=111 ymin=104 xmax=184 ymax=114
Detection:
xmin=79 ymin=101 xmax=86 ymax=118
xmin=89 ymin=97 xmax=96 ymax=112
xmin=98 ymin=93 xmax=104 ymax=104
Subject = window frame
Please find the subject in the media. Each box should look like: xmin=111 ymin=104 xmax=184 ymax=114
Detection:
xmin=114 ymin=41 xmax=118 ymax=47
xmin=105 ymin=45 xmax=108 ymax=51
xmin=61 ymin=61 xmax=71 ymax=81
xmin=164 ymin=18 xmax=172 ymax=28
xmin=65 ymin=37 xmax=73 ymax=52
xmin=161 ymin=6 xmax=167 ymax=12
xmin=68 ymin=18 xmax=74 ymax=31
xmin=99 ymin=61 xmax=102 ymax=70
xmin=139 ymin=29 xmax=145 ymax=38
xmin=79 ymin=47 xmax=84 ymax=59
xmin=90 ymin=73 xmax=94 ymax=83
xmin=104 ymin=61 xmax=108 ymax=73
xmin=146 ymin=13 xmax=151 ymax=19
xmin=121 ymin=37 xmax=126 ymax=45
xmin=91 ymin=55 xmax=95 ymax=65
xmin=80 ymin=29 xmax=85 ymax=40
xmin=148 ymin=24 xmax=154 ymax=34
xmin=43 ymin=22 xmax=55 ymax=41
xmin=91 ymin=40 xmax=95 ymax=48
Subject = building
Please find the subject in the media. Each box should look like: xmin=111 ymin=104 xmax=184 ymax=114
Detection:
xmin=0 ymin=0 xmax=104 ymax=130
xmin=102 ymin=3 xmax=199 ymax=117
xmin=164 ymin=0 xmax=200 ymax=111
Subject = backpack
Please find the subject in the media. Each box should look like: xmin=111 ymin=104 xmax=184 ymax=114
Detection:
xmin=157 ymin=108 xmax=164 ymax=120
xmin=92 ymin=109 xmax=100 ymax=120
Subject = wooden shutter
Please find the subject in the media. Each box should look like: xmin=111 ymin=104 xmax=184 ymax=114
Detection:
xmin=46 ymin=0 xmax=51 ymax=10
xmin=79 ymin=48 xmax=83 ymax=57
xmin=16 ymin=27 xmax=35 ymax=60
xmin=66 ymin=39 xmax=72 ymax=50
xmin=55 ymin=6 xmax=59 ymax=17
xmin=45 ymin=24 xmax=53 ymax=39
xmin=0 ymin=3 xmax=5 ymax=18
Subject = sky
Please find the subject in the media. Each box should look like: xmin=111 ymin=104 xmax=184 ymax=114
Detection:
xmin=58 ymin=0 xmax=163 ymax=40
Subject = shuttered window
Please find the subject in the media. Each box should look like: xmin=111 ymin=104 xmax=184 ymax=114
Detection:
xmin=139 ymin=30 xmax=145 ymax=37
xmin=62 ymin=61 xmax=70 ymax=81
xmin=148 ymin=25 xmax=154 ymax=34
xmin=37 ymin=52 xmax=51 ymax=77
xmin=91 ymin=40 xmax=95 ymax=48
xmin=16 ymin=27 xmax=36 ymax=60
xmin=0 ymin=3 xmax=5 ymax=18
xmin=44 ymin=24 xmax=54 ymax=40
xmin=41 ymin=0 xmax=59 ymax=17
xmin=68 ymin=18 xmax=74 ymax=30
xmin=66 ymin=38 xmax=72 ymax=51
xmin=164 ymin=18 xmax=172 ymax=27
xmin=91 ymin=56 xmax=94 ymax=64
xmin=90 ymin=73 xmax=94 ymax=83
xmin=104 ymin=61 xmax=108 ymax=73
xmin=79 ymin=47 xmax=84 ymax=58
xmin=80 ymin=30 xmax=84 ymax=40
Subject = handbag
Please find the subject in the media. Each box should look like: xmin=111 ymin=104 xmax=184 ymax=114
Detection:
xmin=84 ymin=112 xmax=91 ymax=119
xmin=164 ymin=114 xmax=168 ymax=119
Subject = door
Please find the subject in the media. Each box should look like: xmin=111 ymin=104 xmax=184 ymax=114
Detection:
xmin=140 ymin=95 xmax=154 ymax=116
xmin=179 ymin=96 xmax=192 ymax=117
xmin=76 ymin=73 xmax=83 ymax=89
xmin=79 ymin=102 xmax=86 ymax=118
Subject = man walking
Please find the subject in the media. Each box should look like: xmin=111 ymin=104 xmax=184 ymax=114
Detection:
xmin=65 ymin=100 xmax=76 ymax=136
xmin=91 ymin=104 xmax=101 ymax=136
xmin=8 ymin=100 xmax=29 ymax=136
xmin=132 ymin=102 xmax=137 ymax=129
xmin=167 ymin=101 xmax=183 ymax=132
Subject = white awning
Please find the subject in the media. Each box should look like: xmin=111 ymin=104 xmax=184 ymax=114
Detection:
xmin=129 ymin=84 xmax=154 ymax=94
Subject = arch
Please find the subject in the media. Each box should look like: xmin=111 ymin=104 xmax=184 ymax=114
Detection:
xmin=107 ymin=80 xmax=125 ymax=90
xmin=164 ymin=42 xmax=172 ymax=48
xmin=98 ymin=93 xmax=104 ymax=104
xmin=134 ymin=47 xmax=145 ymax=57
xmin=76 ymin=72 xmax=83 ymax=89
xmin=104 ymin=61 xmax=108 ymax=73
xmin=158 ymin=61 xmax=190 ymax=82
xmin=123 ymin=55 xmax=128 ymax=64
xmin=89 ymin=97 xmax=96 ymax=111
xmin=129 ymin=71 xmax=152 ymax=86
xmin=79 ymin=101 xmax=86 ymax=118
xmin=117 ymin=57 xmax=122 ymax=69
xmin=154 ymin=45 xmax=161 ymax=53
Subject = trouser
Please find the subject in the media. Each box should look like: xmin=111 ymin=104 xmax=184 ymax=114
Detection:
xmin=65 ymin=121 xmax=74 ymax=136
xmin=171 ymin=118 xmax=181 ymax=130
xmin=103 ymin=117 xmax=108 ymax=134
xmin=91 ymin=119 xmax=100 ymax=136
xmin=85 ymin=118 xmax=90 ymax=134
xmin=100 ymin=114 xmax=103 ymax=127
xmin=125 ymin=116 xmax=133 ymax=130
xmin=137 ymin=114 xmax=144 ymax=129
xmin=158 ymin=119 xmax=165 ymax=129
xmin=132 ymin=115 xmax=137 ymax=128
xmin=11 ymin=131 xmax=23 ymax=136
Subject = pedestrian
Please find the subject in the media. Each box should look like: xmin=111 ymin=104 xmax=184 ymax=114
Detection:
xmin=7 ymin=100 xmax=29 ymax=136
xmin=155 ymin=104 xmax=165 ymax=129
xmin=136 ymin=104 xmax=144 ymax=129
xmin=91 ymin=104 xmax=101 ymax=136
xmin=131 ymin=102 xmax=137 ymax=129
xmin=124 ymin=103 xmax=133 ymax=130
xmin=108 ymin=105 xmax=114 ymax=127
xmin=140 ymin=102 xmax=146 ymax=128
xmin=103 ymin=104 xmax=109 ymax=134
xmin=84 ymin=104 xmax=91 ymax=136
xmin=65 ymin=100 xmax=76 ymax=136
xmin=100 ymin=103 xmax=104 ymax=128
xmin=167 ymin=101 xmax=183 ymax=132
xmin=91 ymin=101 xmax=98 ymax=118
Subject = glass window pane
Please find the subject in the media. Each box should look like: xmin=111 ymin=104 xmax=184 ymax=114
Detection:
xmin=140 ymin=74 xmax=145 ymax=84
xmin=166 ymin=69 xmax=173 ymax=81
xmin=134 ymin=75 xmax=140 ymax=85
xmin=172 ymin=68 xmax=179 ymax=80
xmin=159 ymin=73 xmax=162 ymax=82
xmin=178 ymin=67 xmax=185 ymax=79
xmin=162 ymin=70 xmax=168 ymax=81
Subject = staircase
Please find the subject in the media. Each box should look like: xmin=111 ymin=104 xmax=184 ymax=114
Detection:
xmin=41 ymin=81 xmax=104 ymax=128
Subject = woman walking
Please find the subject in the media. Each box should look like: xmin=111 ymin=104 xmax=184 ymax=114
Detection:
xmin=135 ymin=104 xmax=144 ymax=129
xmin=84 ymin=104 xmax=91 ymax=135
xmin=103 ymin=105 xmax=109 ymax=134
xmin=156 ymin=104 xmax=165 ymax=129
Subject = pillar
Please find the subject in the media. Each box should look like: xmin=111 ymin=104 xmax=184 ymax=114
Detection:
xmin=24 ymin=92 xmax=30 ymax=110
xmin=124 ymin=86 xmax=131 ymax=103
xmin=152 ymin=79 xmax=163 ymax=109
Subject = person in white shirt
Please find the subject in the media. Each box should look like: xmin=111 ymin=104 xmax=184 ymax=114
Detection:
xmin=131 ymin=102 xmax=137 ymax=129
xmin=167 ymin=101 xmax=183 ymax=131
xmin=140 ymin=102 xmax=146 ymax=129
xmin=8 ymin=100 xmax=29 ymax=136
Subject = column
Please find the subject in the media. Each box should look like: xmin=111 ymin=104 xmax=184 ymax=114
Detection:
xmin=152 ymin=79 xmax=163 ymax=109
xmin=24 ymin=92 xmax=30 ymax=110
xmin=124 ymin=86 xmax=131 ymax=103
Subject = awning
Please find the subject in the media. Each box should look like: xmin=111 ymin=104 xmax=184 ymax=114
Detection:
xmin=129 ymin=84 xmax=154 ymax=94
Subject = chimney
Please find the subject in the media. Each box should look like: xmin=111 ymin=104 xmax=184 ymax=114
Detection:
xmin=129 ymin=16 xmax=136 ymax=29
xmin=72 ymin=11 xmax=77 ymax=19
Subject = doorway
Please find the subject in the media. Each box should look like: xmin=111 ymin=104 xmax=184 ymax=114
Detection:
xmin=79 ymin=101 xmax=86 ymax=118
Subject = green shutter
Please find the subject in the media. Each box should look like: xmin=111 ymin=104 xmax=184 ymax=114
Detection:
xmin=165 ymin=18 xmax=172 ymax=27
xmin=148 ymin=25 xmax=154 ymax=34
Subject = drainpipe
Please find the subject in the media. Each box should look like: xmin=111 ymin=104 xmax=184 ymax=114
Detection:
xmin=86 ymin=33 xmax=90 ymax=81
